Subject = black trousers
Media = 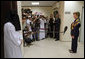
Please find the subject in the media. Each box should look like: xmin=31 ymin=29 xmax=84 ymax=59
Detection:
xmin=23 ymin=38 xmax=32 ymax=46
xmin=71 ymin=36 xmax=78 ymax=52
xmin=50 ymin=26 xmax=53 ymax=38
xmin=56 ymin=32 xmax=60 ymax=40
xmin=55 ymin=29 xmax=60 ymax=40
xmin=32 ymin=32 xmax=39 ymax=41
xmin=25 ymin=38 xmax=32 ymax=43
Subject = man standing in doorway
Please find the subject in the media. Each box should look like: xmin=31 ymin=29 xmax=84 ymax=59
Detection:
xmin=54 ymin=11 xmax=61 ymax=41
xmin=49 ymin=14 xmax=54 ymax=38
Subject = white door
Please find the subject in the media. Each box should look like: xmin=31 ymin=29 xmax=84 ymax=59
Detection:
xmin=80 ymin=7 xmax=84 ymax=43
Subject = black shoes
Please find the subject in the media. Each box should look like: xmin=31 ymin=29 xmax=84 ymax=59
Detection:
xmin=32 ymin=39 xmax=35 ymax=42
xmin=36 ymin=40 xmax=40 ymax=41
xmin=55 ymin=40 xmax=59 ymax=41
xmin=32 ymin=39 xmax=40 ymax=41
xmin=69 ymin=49 xmax=77 ymax=53
xmin=55 ymin=40 xmax=58 ymax=41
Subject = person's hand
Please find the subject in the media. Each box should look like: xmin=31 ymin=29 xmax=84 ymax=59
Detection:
xmin=21 ymin=40 xmax=24 ymax=45
xmin=35 ymin=16 xmax=37 ymax=19
xmin=71 ymin=36 xmax=74 ymax=39
xmin=31 ymin=32 xmax=34 ymax=34
xmin=19 ymin=39 xmax=23 ymax=45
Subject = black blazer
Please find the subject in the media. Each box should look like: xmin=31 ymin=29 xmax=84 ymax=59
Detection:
xmin=71 ymin=18 xmax=81 ymax=37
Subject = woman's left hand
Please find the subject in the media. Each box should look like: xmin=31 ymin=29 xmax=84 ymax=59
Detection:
xmin=72 ymin=36 xmax=74 ymax=39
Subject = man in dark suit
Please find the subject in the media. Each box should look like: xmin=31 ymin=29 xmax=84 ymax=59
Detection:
xmin=49 ymin=14 xmax=54 ymax=38
xmin=54 ymin=11 xmax=61 ymax=41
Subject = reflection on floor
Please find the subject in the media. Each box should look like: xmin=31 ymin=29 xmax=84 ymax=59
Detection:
xmin=23 ymin=38 xmax=84 ymax=58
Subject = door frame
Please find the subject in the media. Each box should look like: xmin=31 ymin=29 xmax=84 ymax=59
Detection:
xmin=79 ymin=6 xmax=84 ymax=43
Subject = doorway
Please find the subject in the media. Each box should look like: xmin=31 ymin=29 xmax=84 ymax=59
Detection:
xmin=80 ymin=7 xmax=84 ymax=43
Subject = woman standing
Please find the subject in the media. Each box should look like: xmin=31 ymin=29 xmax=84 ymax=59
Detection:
xmin=4 ymin=10 xmax=23 ymax=58
xmin=69 ymin=12 xmax=81 ymax=53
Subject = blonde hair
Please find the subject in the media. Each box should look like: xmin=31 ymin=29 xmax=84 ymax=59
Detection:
xmin=73 ymin=12 xmax=80 ymax=18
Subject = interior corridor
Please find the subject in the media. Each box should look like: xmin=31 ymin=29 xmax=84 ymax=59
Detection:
xmin=20 ymin=1 xmax=84 ymax=58
xmin=1 ymin=1 xmax=84 ymax=58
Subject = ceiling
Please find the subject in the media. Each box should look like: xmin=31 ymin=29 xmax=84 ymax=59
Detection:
xmin=21 ymin=1 xmax=57 ymax=7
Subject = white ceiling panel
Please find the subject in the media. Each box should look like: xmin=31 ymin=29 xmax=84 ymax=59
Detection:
xmin=21 ymin=1 xmax=57 ymax=7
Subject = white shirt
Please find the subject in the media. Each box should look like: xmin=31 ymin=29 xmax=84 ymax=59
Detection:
xmin=26 ymin=19 xmax=32 ymax=31
xmin=40 ymin=18 xmax=45 ymax=28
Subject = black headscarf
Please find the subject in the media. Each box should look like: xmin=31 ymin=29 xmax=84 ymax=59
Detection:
xmin=4 ymin=10 xmax=21 ymax=31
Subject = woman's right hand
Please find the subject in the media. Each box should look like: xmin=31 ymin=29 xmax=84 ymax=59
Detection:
xmin=20 ymin=39 xmax=23 ymax=45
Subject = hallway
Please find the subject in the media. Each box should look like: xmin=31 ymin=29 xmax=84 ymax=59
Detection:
xmin=1 ymin=1 xmax=84 ymax=58
xmin=23 ymin=38 xmax=84 ymax=58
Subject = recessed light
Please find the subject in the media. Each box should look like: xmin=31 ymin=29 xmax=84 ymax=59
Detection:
xmin=31 ymin=2 xmax=39 ymax=5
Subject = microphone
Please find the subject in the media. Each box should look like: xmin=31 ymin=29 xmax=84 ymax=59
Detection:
xmin=63 ymin=26 xmax=68 ymax=35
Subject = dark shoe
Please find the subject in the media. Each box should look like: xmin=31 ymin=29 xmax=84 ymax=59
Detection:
xmin=69 ymin=49 xmax=73 ymax=52
xmin=36 ymin=39 xmax=40 ymax=41
xmin=31 ymin=40 xmax=34 ymax=42
xmin=69 ymin=50 xmax=73 ymax=53
xmin=57 ymin=38 xmax=59 ymax=40
xmin=69 ymin=49 xmax=77 ymax=53
xmin=33 ymin=39 xmax=35 ymax=41
xmin=55 ymin=40 xmax=58 ymax=41
xmin=53 ymin=36 xmax=55 ymax=38
xmin=69 ymin=49 xmax=72 ymax=51
xmin=42 ymin=38 xmax=45 ymax=40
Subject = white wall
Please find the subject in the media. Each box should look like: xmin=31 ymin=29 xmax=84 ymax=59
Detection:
xmin=80 ymin=7 xmax=84 ymax=43
xmin=17 ymin=1 xmax=24 ymax=57
xmin=60 ymin=1 xmax=84 ymax=41
xmin=22 ymin=6 xmax=53 ymax=18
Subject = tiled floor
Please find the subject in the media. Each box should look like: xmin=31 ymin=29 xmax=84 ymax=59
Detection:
xmin=23 ymin=38 xmax=84 ymax=58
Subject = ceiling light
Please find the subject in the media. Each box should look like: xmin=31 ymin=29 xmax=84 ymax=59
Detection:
xmin=32 ymin=2 xmax=39 ymax=5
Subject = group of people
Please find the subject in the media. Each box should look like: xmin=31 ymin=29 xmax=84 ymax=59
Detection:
xmin=22 ymin=10 xmax=61 ymax=46
xmin=4 ymin=9 xmax=81 ymax=58
xmin=48 ymin=13 xmax=61 ymax=41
